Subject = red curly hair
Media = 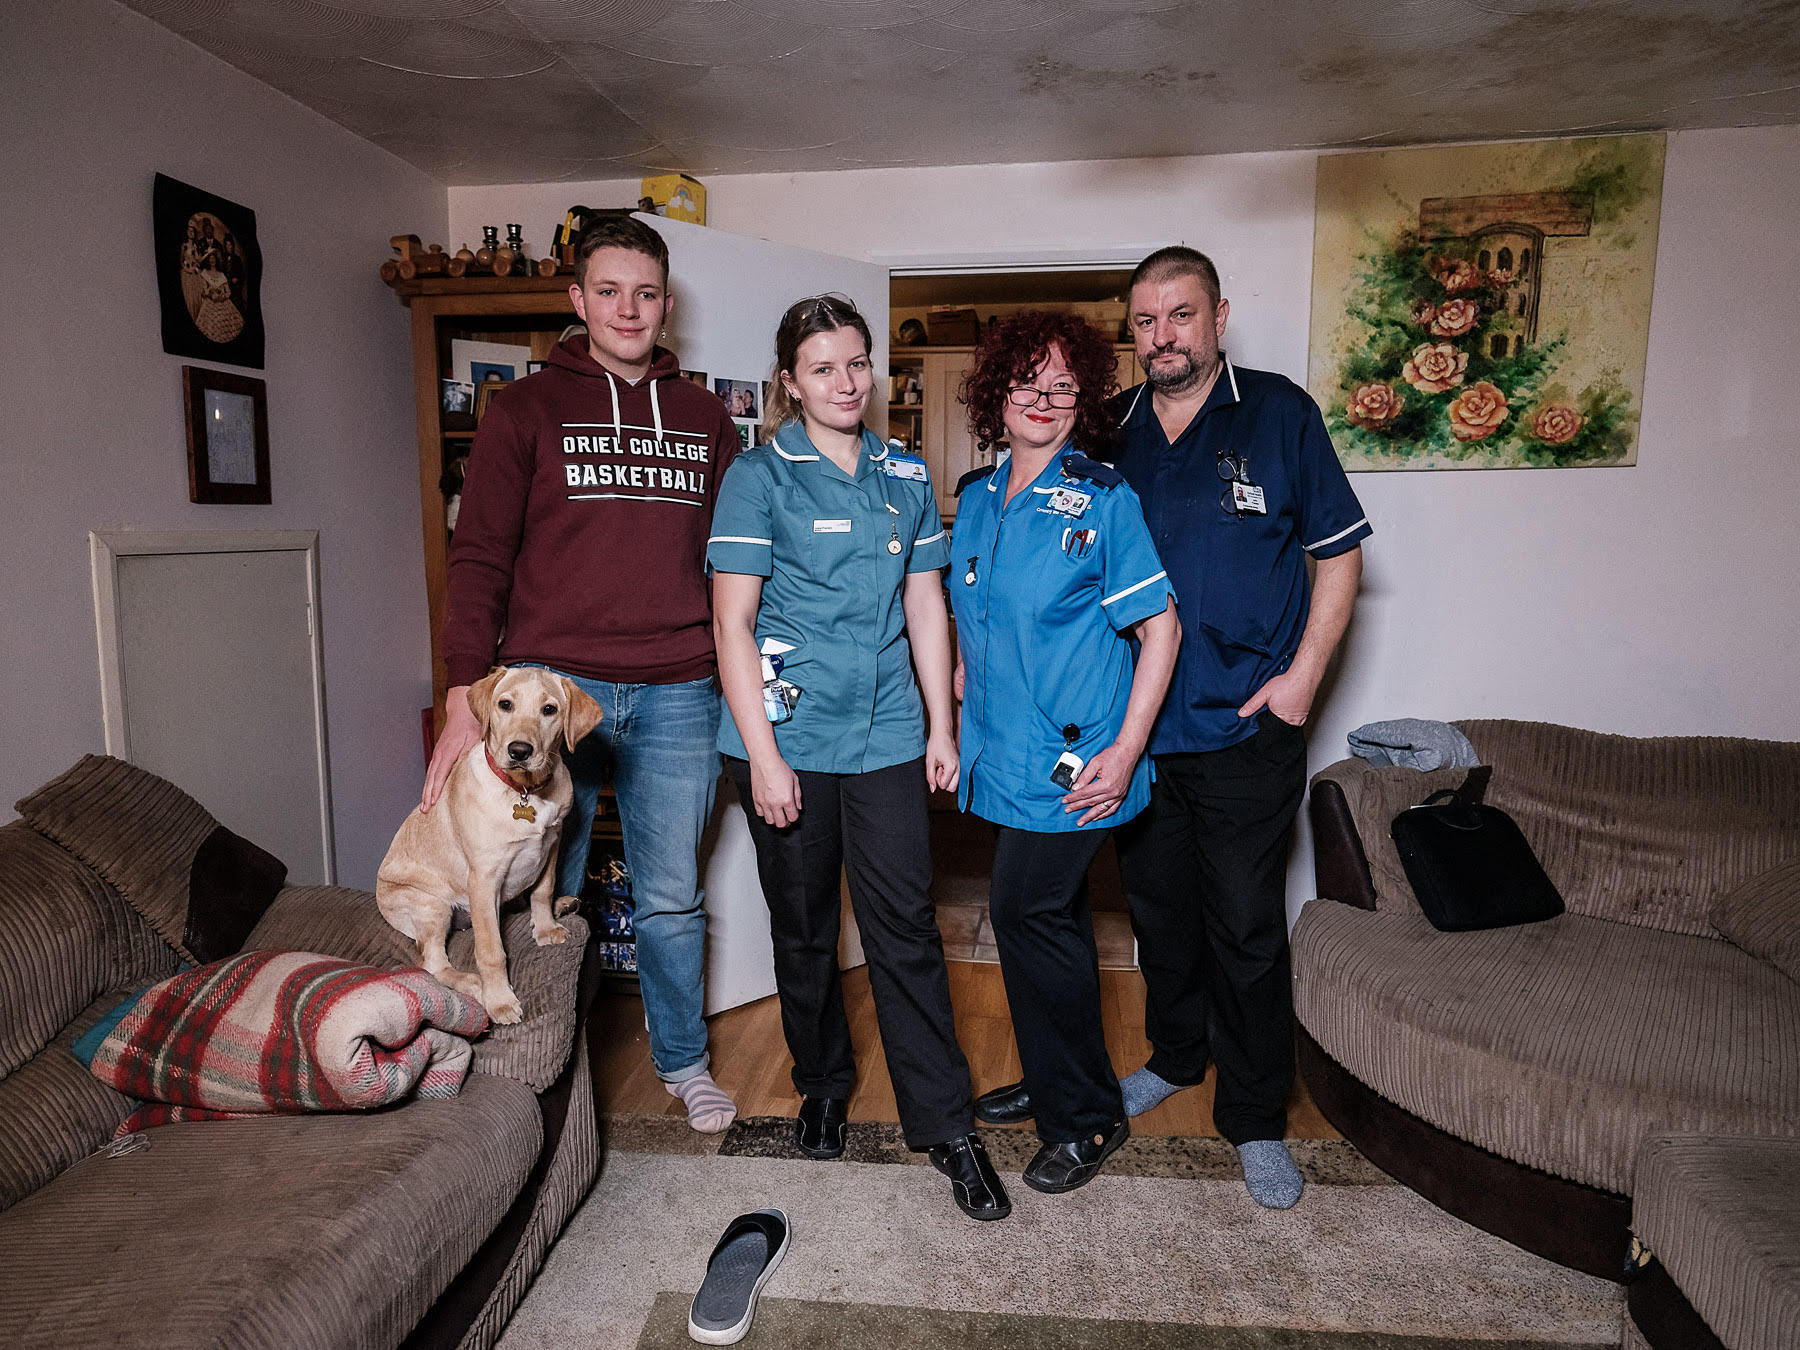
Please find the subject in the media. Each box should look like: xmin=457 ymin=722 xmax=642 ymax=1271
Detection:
xmin=960 ymin=310 xmax=1119 ymax=454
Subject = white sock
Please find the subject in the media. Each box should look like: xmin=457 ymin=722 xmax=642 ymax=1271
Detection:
xmin=666 ymin=1070 xmax=737 ymax=1134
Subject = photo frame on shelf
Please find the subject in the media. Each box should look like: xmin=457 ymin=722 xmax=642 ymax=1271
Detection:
xmin=450 ymin=337 xmax=532 ymax=387
xmin=182 ymin=365 xmax=269 ymax=504
xmin=440 ymin=378 xmax=476 ymax=431
xmin=475 ymin=379 xmax=512 ymax=423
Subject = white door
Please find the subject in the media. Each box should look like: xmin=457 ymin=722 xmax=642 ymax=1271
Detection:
xmin=91 ymin=530 xmax=334 ymax=885
xmin=637 ymin=216 xmax=890 ymax=1015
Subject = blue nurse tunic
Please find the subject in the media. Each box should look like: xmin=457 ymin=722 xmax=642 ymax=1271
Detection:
xmin=707 ymin=423 xmax=951 ymax=774
xmin=949 ymin=447 xmax=1176 ymax=833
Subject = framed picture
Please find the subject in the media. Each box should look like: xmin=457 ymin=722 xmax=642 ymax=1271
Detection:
xmin=153 ymin=174 xmax=265 ymax=369
xmin=475 ymin=379 xmax=512 ymax=423
xmin=681 ymin=368 xmax=709 ymax=388
xmin=734 ymin=419 xmax=758 ymax=448
xmin=1308 ymin=134 xmax=1664 ymax=471
xmin=182 ymin=366 xmax=269 ymax=504
xmin=440 ymin=378 xmax=475 ymax=431
xmin=527 ymin=360 xmax=547 ymax=375
xmin=714 ymin=378 xmax=760 ymax=420
xmin=450 ymin=338 xmax=531 ymax=387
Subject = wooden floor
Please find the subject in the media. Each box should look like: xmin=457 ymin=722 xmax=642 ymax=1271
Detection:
xmin=589 ymin=960 xmax=1339 ymax=1139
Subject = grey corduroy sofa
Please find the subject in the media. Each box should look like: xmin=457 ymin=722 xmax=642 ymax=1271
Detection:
xmin=1295 ymin=721 xmax=1800 ymax=1346
xmin=0 ymin=756 xmax=601 ymax=1350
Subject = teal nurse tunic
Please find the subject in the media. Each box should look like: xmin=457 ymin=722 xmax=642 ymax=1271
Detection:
xmin=707 ymin=423 xmax=951 ymax=773
xmin=949 ymin=446 xmax=1176 ymax=833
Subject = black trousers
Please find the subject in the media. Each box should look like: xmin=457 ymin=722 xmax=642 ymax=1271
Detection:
xmin=725 ymin=756 xmax=972 ymax=1148
xmin=987 ymin=825 xmax=1125 ymax=1143
xmin=1113 ymin=709 xmax=1308 ymax=1144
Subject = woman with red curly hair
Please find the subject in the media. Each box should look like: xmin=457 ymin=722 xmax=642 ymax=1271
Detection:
xmin=948 ymin=311 xmax=1181 ymax=1194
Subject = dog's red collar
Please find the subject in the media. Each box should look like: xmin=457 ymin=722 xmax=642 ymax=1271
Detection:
xmin=484 ymin=746 xmax=548 ymax=796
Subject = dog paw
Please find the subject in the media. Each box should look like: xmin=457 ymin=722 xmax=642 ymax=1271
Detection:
xmin=486 ymin=991 xmax=524 ymax=1025
xmin=436 ymin=969 xmax=483 ymax=1000
xmin=553 ymin=894 xmax=581 ymax=917
xmin=533 ymin=921 xmax=569 ymax=947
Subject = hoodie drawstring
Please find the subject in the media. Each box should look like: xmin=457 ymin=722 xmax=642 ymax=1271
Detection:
xmin=604 ymin=367 xmax=665 ymax=451
xmin=604 ymin=370 xmax=624 ymax=450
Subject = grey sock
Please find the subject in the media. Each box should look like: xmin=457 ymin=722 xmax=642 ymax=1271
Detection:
xmin=1118 ymin=1066 xmax=1186 ymax=1117
xmin=1238 ymin=1139 xmax=1303 ymax=1209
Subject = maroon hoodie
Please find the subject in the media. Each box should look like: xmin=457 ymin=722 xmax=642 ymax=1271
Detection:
xmin=442 ymin=336 xmax=742 ymax=688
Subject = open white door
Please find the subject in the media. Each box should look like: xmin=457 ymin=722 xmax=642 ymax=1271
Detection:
xmin=637 ymin=215 xmax=889 ymax=1016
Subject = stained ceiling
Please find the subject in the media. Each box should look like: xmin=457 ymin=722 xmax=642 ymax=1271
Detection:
xmin=119 ymin=0 xmax=1800 ymax=185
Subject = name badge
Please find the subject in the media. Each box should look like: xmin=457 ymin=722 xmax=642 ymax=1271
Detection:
xmin=813 ymin=518 xmax=853 ymax=533
xmin=1231 ymin=482 xmax=1268 ymax=515
xmin=882 ymin=458 xmax=928 ymax=482
xmin=1048 ymin=486 xmax=1092 ymax=517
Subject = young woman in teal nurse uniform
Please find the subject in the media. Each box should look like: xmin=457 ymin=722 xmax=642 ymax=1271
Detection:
xmin=708 ymin=295 xmax=1010 ymax=1223
xmin=950 ymin=310 xmax=1181 ymax=1195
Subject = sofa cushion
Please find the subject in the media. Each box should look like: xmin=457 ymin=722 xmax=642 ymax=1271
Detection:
xmin=1459 ymin=721 xmax=1800 ymax=938
xmin=244 ymin=886 xmax=590 ymax=1091
xmin=15 ymin=756 xmax=285 ymax=963
xmin=1293 ymin=900 xmax=1800 ymax=1194
xmin=1633 ymin=1134 xmax=1800 ymax=1350
xmin=0 ymin=821 xmax=182 ymax=1080
xmin=1711 ymin=858 xmax=1800 ymax=985
xmin=0 ymin=1069 xmax=542 ymax=1350
xmin=0 ymin=996 xmax=139 ymax=1213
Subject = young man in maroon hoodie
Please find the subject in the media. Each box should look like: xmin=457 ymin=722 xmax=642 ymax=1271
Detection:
xmin=424 ymin=217 xmax=743 ymax=1132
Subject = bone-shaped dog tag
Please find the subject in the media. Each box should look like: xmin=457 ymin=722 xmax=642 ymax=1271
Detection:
xmin=513 ymin=801 xmax=537 ymax=823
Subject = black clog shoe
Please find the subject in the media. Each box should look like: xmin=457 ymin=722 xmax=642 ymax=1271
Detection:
xmin=795 ymin=1095 xmax=848 ymax=1159
xmin=1021 ymin=1118 xmax=1129 ymax=1194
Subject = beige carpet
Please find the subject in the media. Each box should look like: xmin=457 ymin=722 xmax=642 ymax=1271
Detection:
xmin=497 ymin=1118 xmax=1624 ymax=1349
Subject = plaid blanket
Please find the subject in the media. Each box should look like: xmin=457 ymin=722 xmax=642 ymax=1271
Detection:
xmin=78 ymin=950 xmax=489 ymax=1133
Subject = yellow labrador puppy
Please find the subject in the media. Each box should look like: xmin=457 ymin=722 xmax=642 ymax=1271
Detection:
xmin=378 ymin=666 xmax=603 ymax=1023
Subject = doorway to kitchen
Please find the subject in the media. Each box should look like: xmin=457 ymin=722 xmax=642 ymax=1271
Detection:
xmin=888 ymin=267 xmax=1145 ymax=970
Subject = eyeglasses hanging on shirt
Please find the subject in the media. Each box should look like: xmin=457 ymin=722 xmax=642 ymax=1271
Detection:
xmin=1216 ymin=448 xmax=1267 ymax=519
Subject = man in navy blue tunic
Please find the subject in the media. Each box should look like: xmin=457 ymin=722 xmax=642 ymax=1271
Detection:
xmin=1107 ymin=246 xmax=1371 ymax=1209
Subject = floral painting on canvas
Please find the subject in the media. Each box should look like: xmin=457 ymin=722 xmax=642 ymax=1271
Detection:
xmin=1307 ymin=134 xmax=1664 ymax=471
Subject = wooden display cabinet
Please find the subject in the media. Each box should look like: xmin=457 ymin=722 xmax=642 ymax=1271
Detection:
xmin=387 ymin=275 xmax=578 ymax=728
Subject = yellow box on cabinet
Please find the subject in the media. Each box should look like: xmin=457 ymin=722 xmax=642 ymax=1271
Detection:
xmin=640 ymin=174 xmax=706 ymax=225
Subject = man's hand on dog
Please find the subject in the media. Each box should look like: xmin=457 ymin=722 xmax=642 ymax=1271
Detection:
xmin=422 ymin=686 xmax=481 ymax=812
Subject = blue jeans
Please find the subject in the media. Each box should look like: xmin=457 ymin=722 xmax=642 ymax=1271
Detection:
xmin=543 ymin=669 xmax=721 ymax=1082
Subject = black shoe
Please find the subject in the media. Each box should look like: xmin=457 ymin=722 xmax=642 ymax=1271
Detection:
xmin=1022 ymin=1119 xmax=1129 ymax=1194
xmin=928 ymin=1133 xmax=1012 ymax=1221
xmin=973 ymin=1081 xmax=1033 ymax=1125
xmin=795 ymin=1096 xmax=848 ymax=1159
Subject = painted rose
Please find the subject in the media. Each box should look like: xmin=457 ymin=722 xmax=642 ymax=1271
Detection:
xmin=1531 ymin=404 xmax=1585 ymax=444
xmin=1431 ymin=256 xmax=1480 ymax=293
xmin=1428 ymin=298 xmax=1480 ymax=338
xmin=1488 ymin=267 xmax=1515 ymax=286
xmin=1447 ymin=382 xmax=1510 ymax=442
xmin=1401 ymin=341 xmax=1468 ymax=394
xmin=1346 ymin=382 xmax=1404 ymax=429
xmin=1410 ymin=298 xmax=1438 ymax=326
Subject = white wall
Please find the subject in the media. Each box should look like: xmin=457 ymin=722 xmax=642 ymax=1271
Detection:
xmin=454 ymin=129 xmax=1800 ymax=918
xmin=2 ymin=1 xmax=447 ymax=887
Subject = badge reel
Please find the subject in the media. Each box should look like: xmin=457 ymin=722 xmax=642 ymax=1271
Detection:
xmin=1050 ymin=724 xmax=1084 ymax=791
xmin=760 ymin=652 xmax=802 ymax=725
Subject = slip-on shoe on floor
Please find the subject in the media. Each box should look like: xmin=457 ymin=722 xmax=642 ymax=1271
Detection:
xmin=1022 ymin=1119 xmax=1129 ymax=1194
xmin=973 ymin=1080 xmax=1033 ymax=1125
xmin=688 ymin=1208 xmax=790 ymax=1345
xmin=927 ymin=1133 xmax=1012 ymax=1221
xmin=795 ymin=1095 xmax=848 ymax=1159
